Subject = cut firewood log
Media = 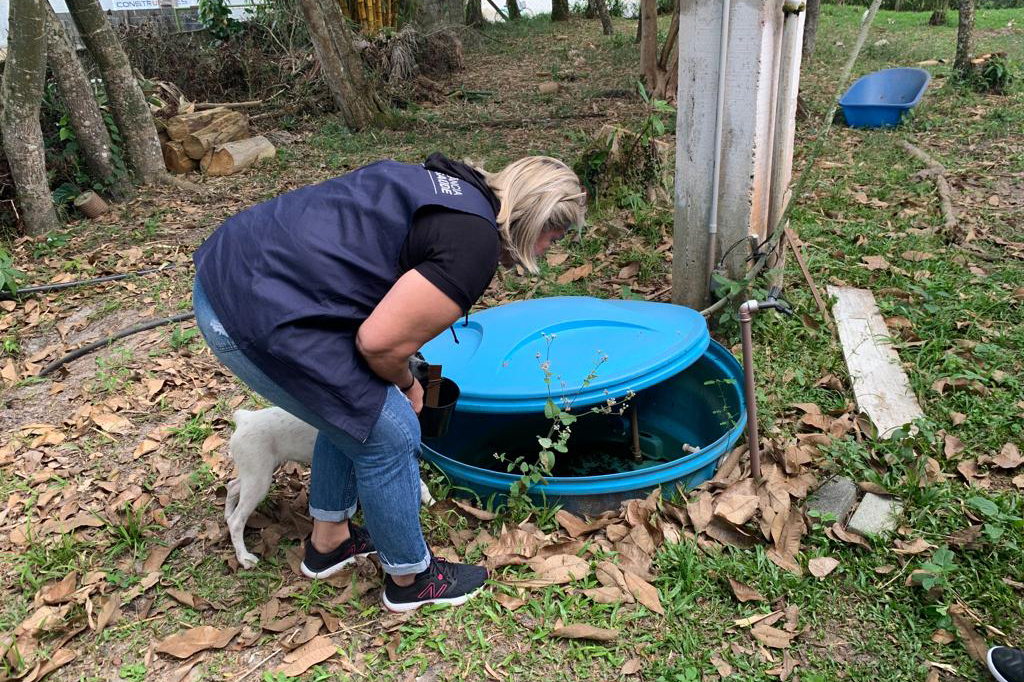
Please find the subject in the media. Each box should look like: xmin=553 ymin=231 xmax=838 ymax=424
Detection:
xmin=183 ymin=111 xmax=250 ymax=160
xmin=162 ymin=140 xmax=197 ymax=174
xmin=200 ymin=136 xmax=276 ymax=176
xmin=164 ymin=106 xmax=230 ymax=140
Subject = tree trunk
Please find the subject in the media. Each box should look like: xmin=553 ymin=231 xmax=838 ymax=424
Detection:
xmin=595 ymin=0 xmax=614 ymax=34
xmin=297 ymin=0 xmax=383 ymax=129
xmin=639 ymin=0 xmax=657 ymax=89
xmin=65 ymin=0 xmax=165 ymax=184
xmin=635 ymin=8 xmax=642 ymax=43
xmin=44 ymin=3 xmax=129 ymax=200
xmin=506 ymin=0 xmax=521 ymax=19
xmin=465 ymin=0 xmax=485 ymax=26
xmin=551 ymin=0 xmax=570 ymax=21
xmin=928 ymin=9 xmax=948 ymax=25
xmin=802 ymin=0 xmax=820 ymax=63
xmin=652 ymin=0 xmax=678 ymax=100
xmin=954 ymin=0 xmax=975 ymax=76
xmin=1 ymin=0 xmax=60 ymax=236
xmin=584 ymin=0 xmax=596 ymax=19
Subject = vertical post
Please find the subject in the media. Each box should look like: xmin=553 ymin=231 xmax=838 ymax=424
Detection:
xmin=672 ymin=0 xmax=784 ymax=309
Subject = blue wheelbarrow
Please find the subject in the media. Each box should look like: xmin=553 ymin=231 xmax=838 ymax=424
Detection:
xmin=840 ymin=67 xmax=931 ymax=128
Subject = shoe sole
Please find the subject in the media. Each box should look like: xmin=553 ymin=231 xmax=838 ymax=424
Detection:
xmin=300 ymin=550 xmax=375 ymax=580
xmin=988 ymin=647 xmax=1012 ymax=682
xmin=382 ymin=585 xmax=483 ymax=613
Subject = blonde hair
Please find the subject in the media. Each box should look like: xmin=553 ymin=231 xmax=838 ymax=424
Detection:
xmin=470 ymin=156 xmax=587 ymax=273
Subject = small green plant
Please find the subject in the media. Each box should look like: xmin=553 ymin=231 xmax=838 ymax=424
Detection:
xmin=169 ymin=324 xmax=200 ymax=350
xmin=104 ymin=504 xmax=159 ymax=561
xmin=916 ymin=546 xmax=956 ymax=591
xmin=0 ymin=248 xmax=21 ymax=295
xmin=118 ymin=663 xmax=147 ymax=682
xmin=974 ymin=53 xmax=1015 ymax=94
xmin=261 ymin=671 xmax=299 ymax=682
xmin=494 ymin=334 xmax=630 ymax=506
xmin=1 ymin=336 xmax=20 ymax=357
xmin=172 ymin=414 xmax=214 ymax=445
xmin=198 ymin=0 xmax=243 ymax=41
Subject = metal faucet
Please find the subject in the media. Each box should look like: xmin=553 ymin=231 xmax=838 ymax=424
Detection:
xmin=738 ymin=288 xmax=793 ymax=482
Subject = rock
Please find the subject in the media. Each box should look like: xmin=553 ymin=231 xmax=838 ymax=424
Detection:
xmin=806 ymin=476 xmax=858 ymax=524
xmin=538 ymin=81 xmax=560 ymax=95
xmin=873 ymin=38 xmax=890 ymax=47
xmin=847 ymin=493 xmax=903 ymax=537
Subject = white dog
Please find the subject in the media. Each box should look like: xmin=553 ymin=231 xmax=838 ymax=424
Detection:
xmin=224 ymin=406 xmax=436 ymax=569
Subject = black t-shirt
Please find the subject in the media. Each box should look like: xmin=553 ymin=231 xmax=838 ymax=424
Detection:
xmin=398 ymin=154 xmax=502 ymax=313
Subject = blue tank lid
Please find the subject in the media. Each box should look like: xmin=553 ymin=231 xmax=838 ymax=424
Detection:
xmin=420 ymin=297 xmax=710 ymax=413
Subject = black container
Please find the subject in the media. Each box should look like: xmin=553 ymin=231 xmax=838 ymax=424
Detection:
xmin=419 ymin=377 xmax=460 ymax=438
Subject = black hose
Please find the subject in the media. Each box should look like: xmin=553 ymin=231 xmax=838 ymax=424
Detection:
xmin=40 ymin=311 xmax=196 ymax=377
xmin=1 ymin=264 xmax=182 ymax=300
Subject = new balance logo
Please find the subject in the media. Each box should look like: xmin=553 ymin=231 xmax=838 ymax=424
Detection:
xmin=416 ymin=582 xmax=449 ymax=600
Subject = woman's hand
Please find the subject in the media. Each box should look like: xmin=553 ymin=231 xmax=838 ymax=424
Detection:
xmin=403 ymin=377 xmax=425 ymax=414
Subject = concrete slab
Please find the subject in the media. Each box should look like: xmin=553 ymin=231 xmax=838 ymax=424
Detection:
xmin=806 ymin=476 xmax=858 ymax=524
xmin=847 ymin=492 xmax=903 ymax=538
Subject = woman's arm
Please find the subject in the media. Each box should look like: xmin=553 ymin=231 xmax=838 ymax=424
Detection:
xmin=356 ymin=269 xmax=462 ymax=412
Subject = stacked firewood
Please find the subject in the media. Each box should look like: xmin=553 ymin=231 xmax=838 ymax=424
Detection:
xmin=157 ymin=107 xmax=275 ymax=177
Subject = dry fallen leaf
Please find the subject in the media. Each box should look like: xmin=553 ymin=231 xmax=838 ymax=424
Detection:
xmin=710 ymin=656 xmax=734 ymax=677
xmin=949 ymin=604 xmax=988 ymax=664
xmin=276 ymin=635 xmax=338 ymax=677
xmin=751 ymin=624 xmax=795 ymax=649
xmin=155 ymin=626 xmax=241 ymax=659
xmin=893 ymin=538 xmax=935 ymax=556
xmin=582 ymin=586 xmax=625 ymax=604
xmin=452 ymin=499 xmax=497 ymax=521
xmin=38 ymin=571 xmax=78 ymax=605
xmin=734 ymin=610 xmax=783 ymax=628
xmin=551 ymin=623 xmax=619 ymax=641
xmin=556 ymin=263 xmax=592 ymax=285
xmin=993 ymin=443 xmax=1023 ymax=469
xmin=808 ymin=557 xmax=840 ymax=578
xmin=620 ymin=658 xmax=643 ymax=675
xmin=547 ymin=252 xmax=569 ymax=267
xmin=728 ymin=578 xmax=765 ymax=603
xmin=493 ymin=593 xmax=526 ymax=611
xmin=862 ymin=255 xmax=890 ymax=271
xmin=715 ymin=494 xmax=760 ymax=526
xmin=623 ymin=572 xmax=664 ymax=615
xmin=931 ymin=629 xmax=956 ymax=645
xmin=528 ymin=554 xmax=590 ymax=584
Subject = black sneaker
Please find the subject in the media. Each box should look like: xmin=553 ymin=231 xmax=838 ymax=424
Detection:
xmin=989 ymin=647 xmax=1024 ymax=682
xmin=382 ymin=556 xmax=487 ymax=612
xmin=300 ymin=524 xmax=376 ymax=579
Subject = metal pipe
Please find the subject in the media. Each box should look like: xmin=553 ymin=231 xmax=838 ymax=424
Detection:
xmin=704 ymin=0 xmax=733 ymax=293
xmin=738 ymin=300 xmax=762 ymax=482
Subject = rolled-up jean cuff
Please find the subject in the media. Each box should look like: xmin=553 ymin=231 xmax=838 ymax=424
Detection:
xmin=308 ymin=502 xmax=358 ymax=523
xmin=379 ymin=550 xmax=431 ymax=577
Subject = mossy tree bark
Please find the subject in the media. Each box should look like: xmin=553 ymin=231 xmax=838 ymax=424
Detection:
xmin=802 ymin=0 xmax=820 ymax=63
xmin=466 ymin=0 xmax=486 ymax=26
xmin=1 ymin=0 xmax=60 ymax=235
xmin=954 ymin=0 xmax=975 ymax=76
xmin=595 ymin=0 xmax=614 ymax=34
xmin=506 ymin=0 xmax=521 ymax=19
xmin=297 ymin=0 xmax=383 ymax=129
xmin=44 ymin=3 xmax=130 ymax=200
xmin=639 ymin=0 xmax=657 ymax=89
xmin=552 ymin=0 xmax=570 ymax=21
xmin=66 ymin=0 xmax=166 ymax=184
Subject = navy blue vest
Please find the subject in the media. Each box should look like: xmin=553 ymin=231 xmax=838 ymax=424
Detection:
xmin=194 ymin=160 xmax=498 ymax=441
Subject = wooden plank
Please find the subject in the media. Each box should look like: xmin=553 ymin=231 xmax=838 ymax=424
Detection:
xmin=827 ymin=286 xmax=924 ymax=439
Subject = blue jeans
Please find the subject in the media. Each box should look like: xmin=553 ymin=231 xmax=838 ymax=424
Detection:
xmin=193 ymin=277 xmax=429 ymax=576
